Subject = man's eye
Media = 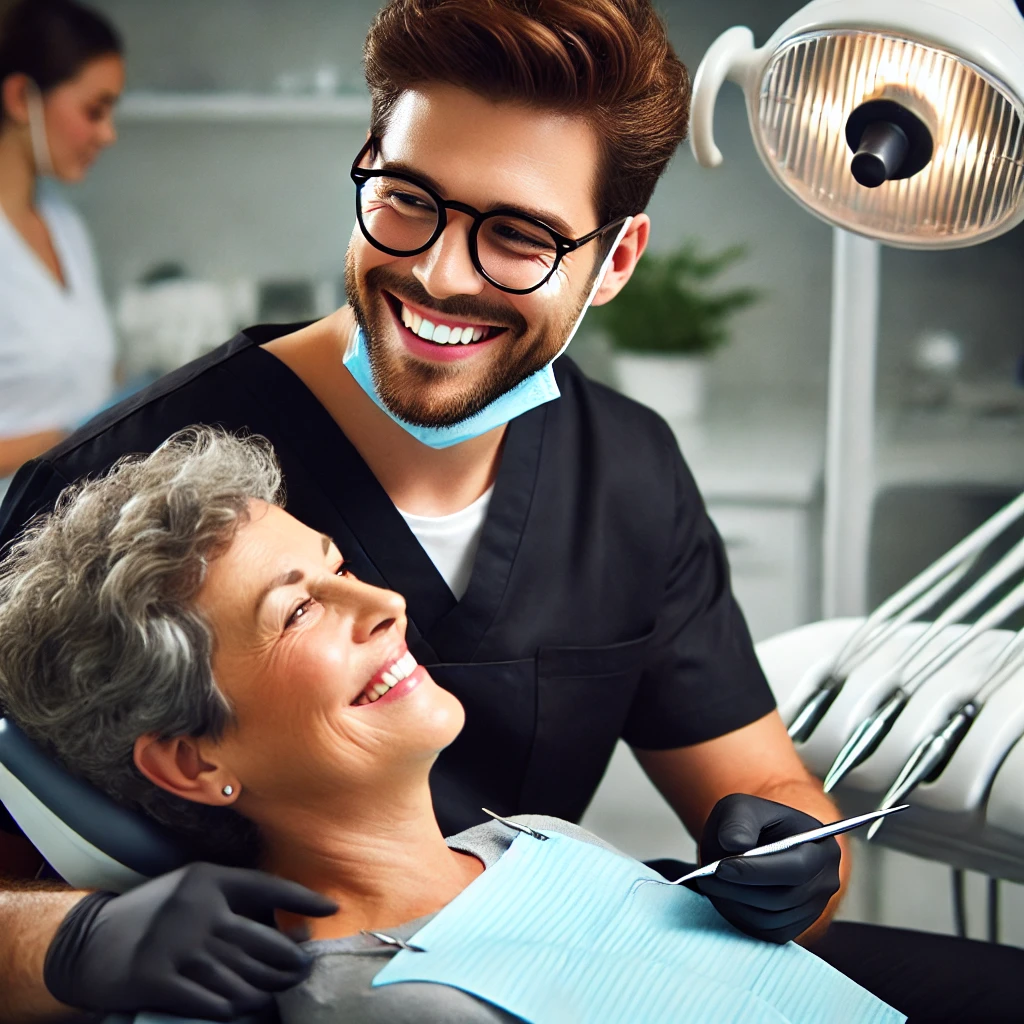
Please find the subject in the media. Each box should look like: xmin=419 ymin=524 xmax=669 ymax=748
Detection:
xmin=336 ymin=560 xmax=354 ymax=577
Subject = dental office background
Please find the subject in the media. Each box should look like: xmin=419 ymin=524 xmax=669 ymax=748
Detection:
xmin=58 ymin=0 xmax=1024 ymax=945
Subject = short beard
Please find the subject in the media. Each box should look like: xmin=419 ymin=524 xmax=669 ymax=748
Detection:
xmin=344 ymin=250 xmax=589 ymax=428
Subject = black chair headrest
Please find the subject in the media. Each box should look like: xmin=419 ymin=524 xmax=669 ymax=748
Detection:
xmin=0 ymin=717 xmax=190 ymax=879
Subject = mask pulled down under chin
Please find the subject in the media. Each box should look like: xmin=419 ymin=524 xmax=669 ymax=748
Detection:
xmin=343 ymin=215 xmax=633 ymax=450
xmin=343 ymin=327 xmax=560 ymax=450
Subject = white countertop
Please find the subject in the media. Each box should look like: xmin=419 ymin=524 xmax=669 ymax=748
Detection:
xmin=666 ymin=401 xmax=1024 ymax=507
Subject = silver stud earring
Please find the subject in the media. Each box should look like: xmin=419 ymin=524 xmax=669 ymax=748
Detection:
xmin=222 ymin=784 xmax=234 ymax=798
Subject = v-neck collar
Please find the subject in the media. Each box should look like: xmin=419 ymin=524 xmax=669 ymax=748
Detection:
xmin=237 ymin=329 xmax=548 ymax=664
xmin=0 ymin=194 xmax=72 ymax=296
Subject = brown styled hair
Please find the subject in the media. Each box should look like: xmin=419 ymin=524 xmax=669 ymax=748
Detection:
xmin=363 ymin=0 xmax=691 ymax=226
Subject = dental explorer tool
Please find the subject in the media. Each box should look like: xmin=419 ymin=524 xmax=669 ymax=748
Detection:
xmin=636 ymin=806 xmax=909 ymax=889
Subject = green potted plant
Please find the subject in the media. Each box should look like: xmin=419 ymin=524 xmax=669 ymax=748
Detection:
xmin=592 ymin=241 xmax=760 ymax=420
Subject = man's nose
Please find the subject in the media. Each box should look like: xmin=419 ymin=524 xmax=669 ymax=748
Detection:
xmin=412 ymin=213 xmax=485 ymax=299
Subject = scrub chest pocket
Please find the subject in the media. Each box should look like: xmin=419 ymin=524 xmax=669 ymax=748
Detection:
xmin=428 ymin=629 xmax=654 ymax=836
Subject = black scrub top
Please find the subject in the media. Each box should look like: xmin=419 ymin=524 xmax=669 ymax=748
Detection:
xmin=0 ymin=323 xmax=775 ymax=842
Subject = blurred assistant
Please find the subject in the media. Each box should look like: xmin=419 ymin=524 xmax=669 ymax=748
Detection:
xmin=0 ymin=0 xmax=121 ymax=495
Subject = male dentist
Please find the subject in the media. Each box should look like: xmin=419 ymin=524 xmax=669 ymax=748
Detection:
xmin=1 ymin=1 xmax=1019 ymax=1021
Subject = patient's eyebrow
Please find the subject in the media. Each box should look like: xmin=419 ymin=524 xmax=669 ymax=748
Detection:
xmin=253 ymin=535 xmax=338 ymax=615
xmin=255 ymin=569 xmax=304 ymax=615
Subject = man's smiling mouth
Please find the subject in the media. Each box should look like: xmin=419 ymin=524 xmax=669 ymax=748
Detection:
xmin=383 ymin=291 xmax=507 ymax=346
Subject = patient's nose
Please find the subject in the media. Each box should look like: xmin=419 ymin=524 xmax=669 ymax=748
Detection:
xmin=351 ymin=580 xmax=406 ymax=643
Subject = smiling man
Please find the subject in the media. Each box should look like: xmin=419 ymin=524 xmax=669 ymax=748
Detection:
xmin=0 ymin=1 xmax=1020 ymax=1022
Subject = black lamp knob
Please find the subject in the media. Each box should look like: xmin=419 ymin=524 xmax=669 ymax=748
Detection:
xmin=851 ymin=121 xmax=910 ymax=188
xmin=846 ymin=100 xmax=934 ymax=188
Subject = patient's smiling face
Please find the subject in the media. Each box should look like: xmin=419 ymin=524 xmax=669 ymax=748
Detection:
xmin=191 ymin=501 xmax=464 ymax=818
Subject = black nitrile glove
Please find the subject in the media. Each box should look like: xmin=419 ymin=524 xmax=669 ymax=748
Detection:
xmin=44 ymin=862 xmax=338 ymax=1020
xmin=696 ymin=793 xmax=841 ymax=944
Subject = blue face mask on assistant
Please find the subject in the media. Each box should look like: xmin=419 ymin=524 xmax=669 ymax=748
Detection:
xmin=344 ymin=216 xmax=633 ymax=449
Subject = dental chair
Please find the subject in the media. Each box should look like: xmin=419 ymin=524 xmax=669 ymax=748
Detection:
xmin=0 ymin=717 xmax=273 ymax=1024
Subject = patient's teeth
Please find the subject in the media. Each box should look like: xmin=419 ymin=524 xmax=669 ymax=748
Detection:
xmin=472 ymin=326 xmax=484 ymax=341
xmin=418 ymin=319 xmax=435 ymax=340
xmin=434 ymin=324 xmax=451 ymax=344
xmin=382 ymin=671 xmax=396 ymax=687
xmin=401 ymin=305 xmax=412 ymax=329
xmin=450 ymin=327 xmax=463 ymax=343
xmin=373 ymin=682 xmax=390 ymax=696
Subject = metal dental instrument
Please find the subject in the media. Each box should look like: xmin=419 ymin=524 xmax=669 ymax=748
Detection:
xmin=822 ymin=543 xmax=1024 ymax=793
xmin=788 ymin=490 xmax=1024 ymax=743
xmin=865 ymin=629 xmax=1024 ymax=840
xmin=482 ymin=807 xmax=549 ymax=840
xmin=789 ymin=558 xmax=977 ymax=743
xmin=361 ymin=930 xmax=427 ymax=953
xmin=636 ymin=806 xmax=909 ymax=890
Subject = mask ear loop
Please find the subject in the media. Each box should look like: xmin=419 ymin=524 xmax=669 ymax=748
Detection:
xmin=549 ymin=214 xmax=634 ymax=360
xmin=25 ymin=79 xmax=55 ymax=178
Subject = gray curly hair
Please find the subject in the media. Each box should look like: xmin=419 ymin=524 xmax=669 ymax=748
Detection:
xmin=0 ymin=426 xmax=285 ymax=865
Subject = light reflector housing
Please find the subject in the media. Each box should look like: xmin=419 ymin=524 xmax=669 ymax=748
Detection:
xmin=755 ymin=31 xmax=1024 ymax=247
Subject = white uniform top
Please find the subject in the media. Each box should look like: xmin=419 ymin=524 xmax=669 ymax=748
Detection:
xmin=0 ymin=187 xmax=116 ymax=439
xmin=397 ymin=485 xmax=494 ymax=600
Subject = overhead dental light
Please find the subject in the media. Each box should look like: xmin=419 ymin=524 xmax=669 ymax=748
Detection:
xmin=690 ymin=0 xmax=1024 ymax=248
xmin=689 ymin=0 xmax=1024 ymax=626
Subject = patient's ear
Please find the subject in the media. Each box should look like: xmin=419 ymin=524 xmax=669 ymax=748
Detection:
xmin=134 ymin=734 xmax=240 ymax=807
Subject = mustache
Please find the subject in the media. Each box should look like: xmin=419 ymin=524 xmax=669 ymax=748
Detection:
xmin=365 ymin=266 xmax=529 ymax=335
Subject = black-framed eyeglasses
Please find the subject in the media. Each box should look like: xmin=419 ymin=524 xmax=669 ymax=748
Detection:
xmin=350 ymin=138 xmax=627 ymax=296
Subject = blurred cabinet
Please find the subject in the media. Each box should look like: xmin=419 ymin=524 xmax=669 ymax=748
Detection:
xmin=709 ymin=501 xmax=818 ymax=643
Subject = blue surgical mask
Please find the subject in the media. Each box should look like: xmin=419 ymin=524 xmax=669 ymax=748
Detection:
xmin=344 ymin=216 xmax=633 ymax=449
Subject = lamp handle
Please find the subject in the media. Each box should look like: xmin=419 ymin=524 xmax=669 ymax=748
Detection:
xmin=689 ymin=26 xmax=757 ymax=169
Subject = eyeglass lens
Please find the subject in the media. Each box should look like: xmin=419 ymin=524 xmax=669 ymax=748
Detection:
xmin=359 ymin=175 xmax=561 ymax=291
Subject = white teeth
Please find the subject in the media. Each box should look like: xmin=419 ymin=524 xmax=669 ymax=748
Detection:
xmin=356 ymin=651 xmax=419 ymax=705
xmin=399 ymin=303 xmax=491 ymax=345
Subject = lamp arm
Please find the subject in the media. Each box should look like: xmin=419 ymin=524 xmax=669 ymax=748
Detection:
xmin=689 ymin=27 xmax=759 ymax=169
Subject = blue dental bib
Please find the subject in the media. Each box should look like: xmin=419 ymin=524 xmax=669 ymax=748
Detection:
xmin=373 ymin=830 xmax=904 ymax=1024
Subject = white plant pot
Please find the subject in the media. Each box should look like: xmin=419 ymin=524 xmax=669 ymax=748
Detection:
xmin=613 ymin=352 xmax=709 ymax=421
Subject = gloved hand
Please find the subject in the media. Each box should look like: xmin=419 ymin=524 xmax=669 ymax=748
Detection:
xmin=43 ymin=862 xmax=338 ymax=1020
xmin=696 ymin=793 xmax=841 ymax=944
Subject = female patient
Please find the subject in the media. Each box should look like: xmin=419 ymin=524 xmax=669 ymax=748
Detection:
xmin=0 ymin=428 xmax=888 ymax=1024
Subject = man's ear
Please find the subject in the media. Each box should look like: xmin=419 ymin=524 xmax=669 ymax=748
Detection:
xmin=1 ymin=73 xmax=32 ymax=127
xmin=590 ymin=213 xmax=650 ymax=307
xmin=134 ymin=733 xmax=240 ymax=807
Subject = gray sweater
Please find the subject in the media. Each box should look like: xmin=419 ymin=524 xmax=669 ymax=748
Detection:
xmin=276 ymin=816 xmax=625 ymax=1024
